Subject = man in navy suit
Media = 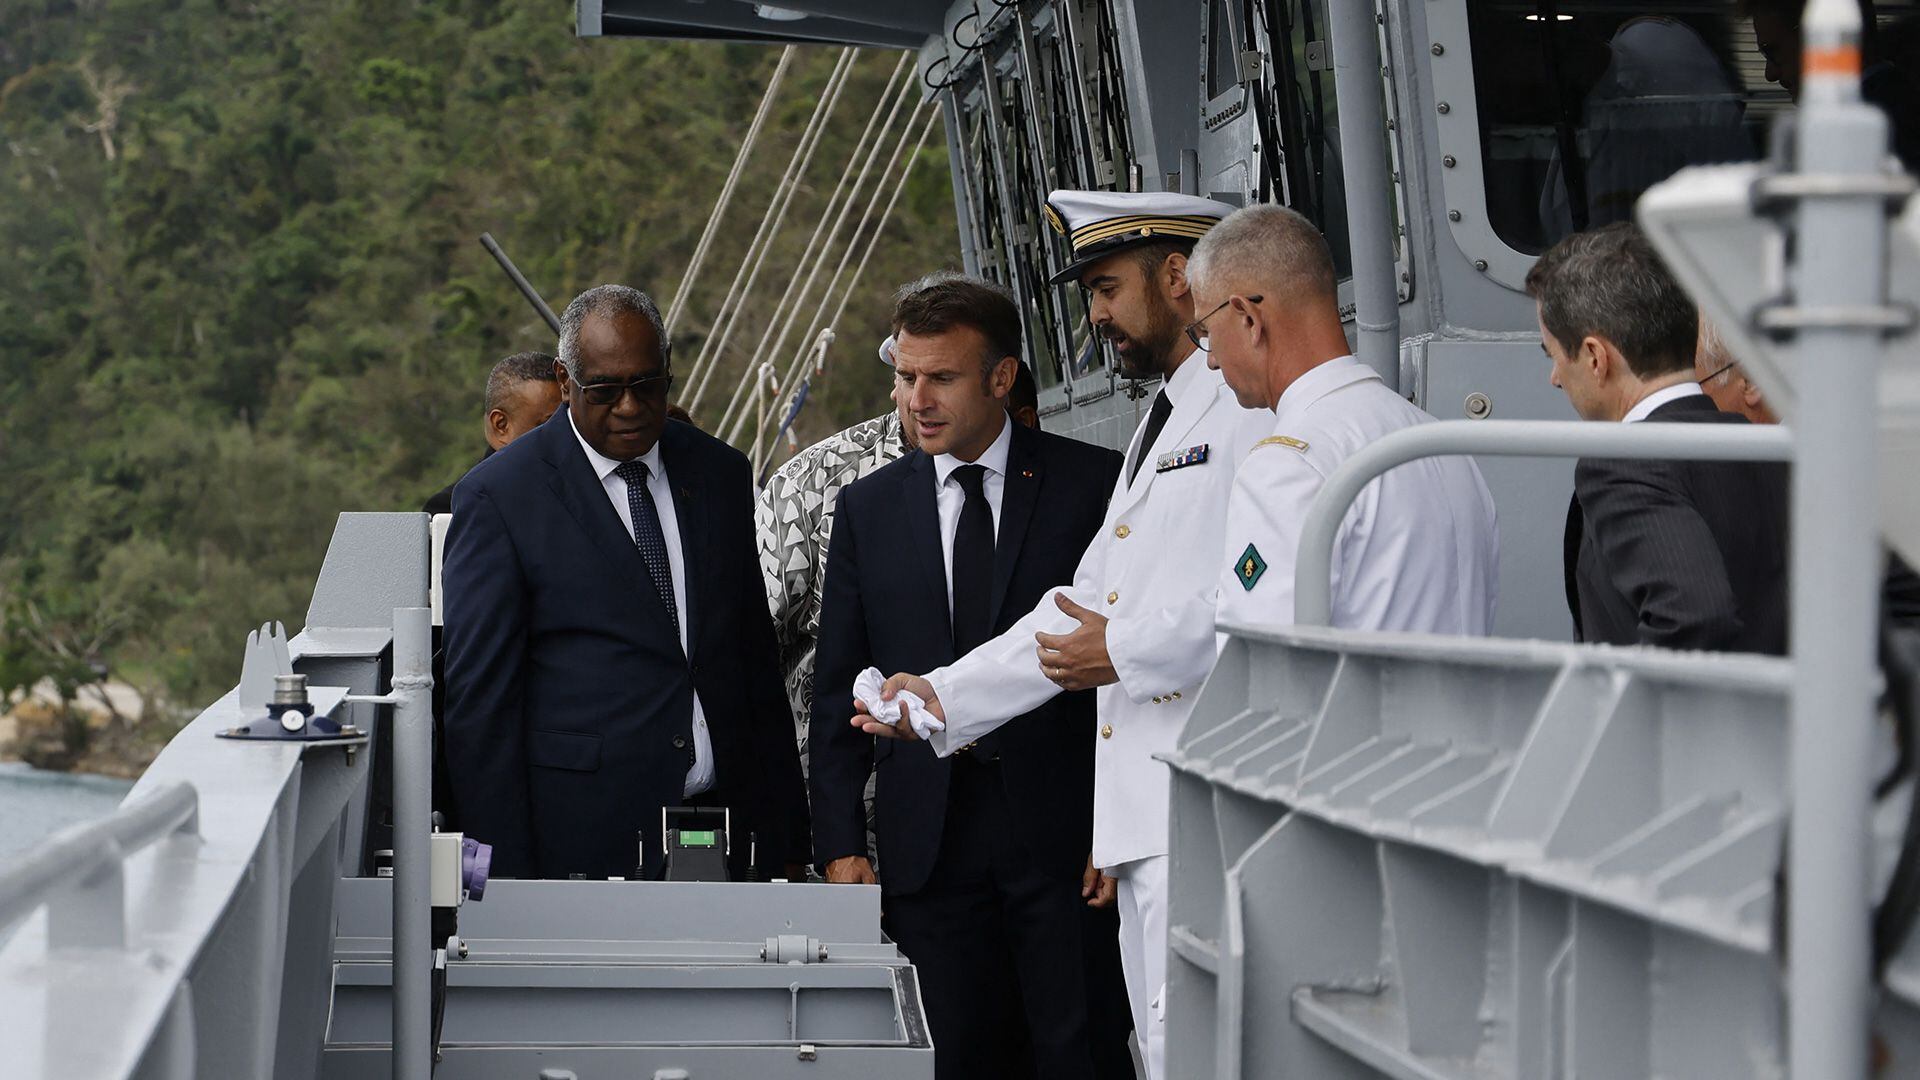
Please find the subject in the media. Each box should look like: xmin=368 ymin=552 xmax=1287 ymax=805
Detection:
xmin=810 ymin=273 xmax=1125 ymax=1079
xmin=442 ymin=284 xmax=806 ymax=881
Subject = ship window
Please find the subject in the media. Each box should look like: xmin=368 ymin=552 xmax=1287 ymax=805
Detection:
xmin=1207 ymin=0 xmax=1239 ymax=102
xmin=1253 ymin=0 xmax=1353 ymax=280
xmin=1465 ymin=2 xmax=1777 ymax=256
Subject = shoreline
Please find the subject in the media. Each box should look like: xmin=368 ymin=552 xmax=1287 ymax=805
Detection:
xmin=0 ymin=761 xmax=139 ymax=788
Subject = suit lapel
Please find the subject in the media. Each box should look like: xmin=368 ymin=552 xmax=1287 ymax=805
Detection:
xmin=537 ymin=408 xmax=676 ymax=640
xmin=659 ymin=423 xmax=707 ymax=651
xmin=990 ymin=424 xmax=1041 ymax=626
xmin=901 ymin=452 xmax=955 ymax=654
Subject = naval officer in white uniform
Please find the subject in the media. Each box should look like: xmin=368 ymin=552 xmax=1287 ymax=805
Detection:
xmin=854 ymin=189 xmax=1266 ymax=1080
xmin=1190 ymin=204 xmax=1499 ymax=637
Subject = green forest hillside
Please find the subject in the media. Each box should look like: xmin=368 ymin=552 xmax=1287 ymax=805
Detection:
xmin=0 ymin=0 xmax=956 ymax=756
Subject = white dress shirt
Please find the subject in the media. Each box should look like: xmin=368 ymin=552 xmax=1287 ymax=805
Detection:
xmin=930 ymin=414 xmax=1012 ymax=609
xmin=1621 ymin=380 xmax=1704 ymax=423
xmin=568 ymin=412 xmax=714 ymax=796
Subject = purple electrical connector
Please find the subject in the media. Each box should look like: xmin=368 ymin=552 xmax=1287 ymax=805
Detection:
xmin=462 ymin=837 xmax=492 ymax=901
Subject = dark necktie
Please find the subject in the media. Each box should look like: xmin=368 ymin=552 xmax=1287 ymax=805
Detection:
xmin=950 ymin=464 xmax=995 ymax=654
xmin=614 ymin=459 xmax=679 ymax=635
xmin=1129 ymin=388 xmax=1174 ymax=484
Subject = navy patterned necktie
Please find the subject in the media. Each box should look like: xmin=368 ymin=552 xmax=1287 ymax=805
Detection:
xmin=614 ymin=459 xmax=679 ymax=634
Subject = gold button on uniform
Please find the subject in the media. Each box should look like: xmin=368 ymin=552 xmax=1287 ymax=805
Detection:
xmin=1172 ymin=692 xmax=1182 ymax=700
xmin=1115 ymin=524 xmax=1131 ymax=539
xmin=1106 ymin=591 xmax=1119 ymax=605
xmin=1100 ymin=724 xmax=1114 ymax=739
xmin=1151 ymin=696 xmax=1162 ymax=704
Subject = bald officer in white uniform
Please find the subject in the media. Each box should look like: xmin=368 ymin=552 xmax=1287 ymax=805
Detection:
xmin=854 ymin=189 xmax=1265 ymax=1080
xmin=1190 ymin=204 xmax=1499 ymax=636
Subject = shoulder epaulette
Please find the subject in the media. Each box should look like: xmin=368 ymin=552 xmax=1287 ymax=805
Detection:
xmin=1255 ymin=435 xmax=1310 ymax=452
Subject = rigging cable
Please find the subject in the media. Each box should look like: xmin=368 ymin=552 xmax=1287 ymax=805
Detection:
xmin=683 ymin=47 xmax=859 ymax=411
xmin=722 ymin=61 xmax=920 ymax=440
xmin=748 ymin=108 xmax=940 ymax=472
xmin=751 ymin=110 xmax=939 ymax=474
xmin=685 ymin=47 xmax=856 ymax=409
xmin=664 ymin=45 xmax=797 ymax=334
xmin=741 ymin=106 xmax=936 ymax=463
xmin=714 ymin=52 xmax=917 ymax=436
xmin=730 ymin=94 xmax=928 ymax=446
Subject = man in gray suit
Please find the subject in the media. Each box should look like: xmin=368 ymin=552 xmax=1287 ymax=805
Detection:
xmin=1527 ymin=223 xmax=1789 ymax=654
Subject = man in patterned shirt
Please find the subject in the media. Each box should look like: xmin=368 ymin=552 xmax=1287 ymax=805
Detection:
xmin=755 ymin=350 xmax=1038 ymax=779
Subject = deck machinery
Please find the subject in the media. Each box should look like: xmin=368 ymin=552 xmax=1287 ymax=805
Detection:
xmin=2 ymin=1 xmax=1918 ymax=1077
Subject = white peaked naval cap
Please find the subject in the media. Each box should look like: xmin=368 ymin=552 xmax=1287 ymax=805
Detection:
xmin=1043 ymin=190 xmax=1238 ymax=284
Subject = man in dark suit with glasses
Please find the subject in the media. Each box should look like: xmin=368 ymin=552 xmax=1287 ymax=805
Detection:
xmin=442 ymin=283 xmax=807 ymax=881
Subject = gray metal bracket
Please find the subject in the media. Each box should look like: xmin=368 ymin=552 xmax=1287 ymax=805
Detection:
xmin=761 ymin=934 xmax=828 ymax=964
xmin=1752 ymin=171 xmax=1917 ymax=208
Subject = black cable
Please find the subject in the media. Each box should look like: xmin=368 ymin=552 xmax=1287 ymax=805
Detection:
xmin=1262 ymin=0 xmax=1314 ymax=213
xmin=1293 ymin=0 xmax=1330 ymax=217
xmin=1242 ymin=0 xmax=1282 ymax=204
xmin=952 ymin=8 xmax=984 ymax=52
xmin=923 ymin=54 xmax=957 ymax=93
xmin=1872 ymin=612 xmax=1920 ymax=973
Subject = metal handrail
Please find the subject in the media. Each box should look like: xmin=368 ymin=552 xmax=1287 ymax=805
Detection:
xmin=0 ymin=780 xmax=199 ymax=948
xmin=1292 ymin=419 xmax=1795 ymax=626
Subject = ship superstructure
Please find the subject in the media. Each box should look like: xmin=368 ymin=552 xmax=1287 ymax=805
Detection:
xmin=3 ymin=2 xmax=1918 ymax=1077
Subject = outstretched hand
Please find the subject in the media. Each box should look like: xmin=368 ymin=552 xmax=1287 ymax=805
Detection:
xmin=851 ymin=673 xmax=946 ymax=739
xmin=1035 ymin=593 xmax=1119 ymax=691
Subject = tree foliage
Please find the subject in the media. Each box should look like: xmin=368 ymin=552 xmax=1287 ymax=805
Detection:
xmin=0 ymin=0 xmax=955 ymax=717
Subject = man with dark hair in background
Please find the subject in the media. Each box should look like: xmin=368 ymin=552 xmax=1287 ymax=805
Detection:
xmin=1007 ymin=352 xmax=1040 ymax=430
xmin=424 ymin=351 xmax=563 ymax=514
xmin=1748 ymin=0 xmax=1919 ymax=169
xmin=1528 ymin=223 xmax=1789 ymax=653
xmin=811 ymin=272 xmax=1123 ymax=1079
xmin=424 ymin=349 xmax=563 ymax=829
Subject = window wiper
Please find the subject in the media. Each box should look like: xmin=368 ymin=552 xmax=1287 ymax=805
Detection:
xmin=1537 ymin=0 xmax=1591 ymax=232
xmin=1293 ymin=0 xmax=1331 ymax=219
xmin=1257 ymin=0 xmax=1315 ymax=217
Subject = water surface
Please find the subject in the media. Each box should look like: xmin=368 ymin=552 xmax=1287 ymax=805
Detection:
xmin=0 ymin=762 xmax=135 ymax=860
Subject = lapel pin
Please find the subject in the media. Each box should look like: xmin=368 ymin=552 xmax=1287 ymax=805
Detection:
xmin=1021 ymin=469 xmax=1034 ymax=478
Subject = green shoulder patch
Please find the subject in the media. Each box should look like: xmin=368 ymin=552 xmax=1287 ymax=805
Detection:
xmin=1236 ymin=543 xmax=1268 ymax=591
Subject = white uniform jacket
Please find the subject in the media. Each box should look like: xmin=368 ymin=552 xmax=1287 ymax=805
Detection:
xmin=925 ymin=356 xmax=1269 ymax=868
xmin=1214 ymin=355 xmax=1500 ymax=636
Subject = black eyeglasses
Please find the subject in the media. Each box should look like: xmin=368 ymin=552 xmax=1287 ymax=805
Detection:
xmin=1184 ymin=295 xmax=1264 ymax=351
xmin=1697 ymin=360 xmax=1736 ymax=386
xmin=576 ymin=374 xmax=675 ymax=407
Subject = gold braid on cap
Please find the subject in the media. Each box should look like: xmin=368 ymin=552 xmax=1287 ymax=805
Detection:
xmin=1070 ymin=215 xmax=1217 ymax=252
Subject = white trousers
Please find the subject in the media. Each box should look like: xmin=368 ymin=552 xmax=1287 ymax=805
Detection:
xmin=1112 ymin=853 xmax=1168 ymax=1080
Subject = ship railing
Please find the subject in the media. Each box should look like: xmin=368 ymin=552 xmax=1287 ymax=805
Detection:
xmin=0 ymin=780 xmax=200 ymax=949
xmin=1291 ymin=418 xmax=1796 ymax=625
xmin=0 ymin=511 xmax=428 ymax=1080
